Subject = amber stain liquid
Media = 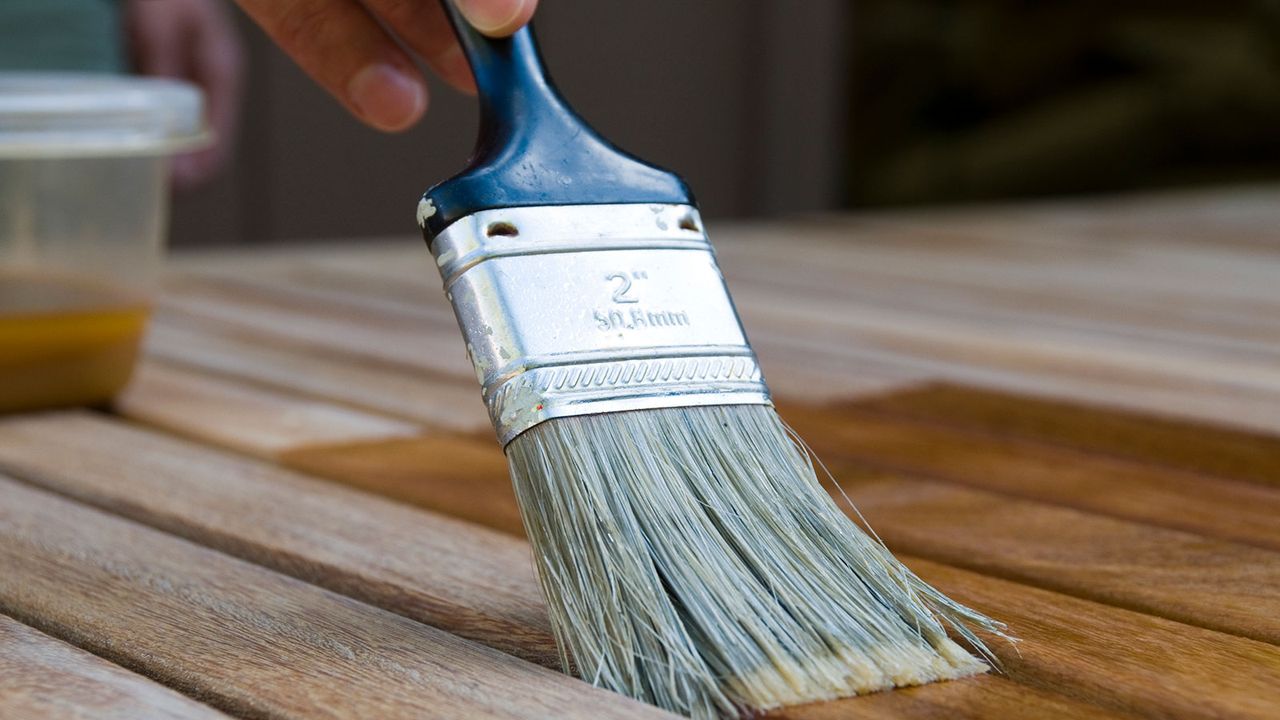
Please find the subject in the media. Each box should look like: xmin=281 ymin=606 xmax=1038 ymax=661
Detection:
xmin=0 ymin=273 xmax=149 ymax=413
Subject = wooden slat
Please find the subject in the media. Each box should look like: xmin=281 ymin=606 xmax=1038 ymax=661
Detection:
xmin=145 ymin=320 xmax=490 ymax=432
xmin=829 ymin=470 xmax=1280 ymax=644
xmin=719 ymin=227 xmax=1280 ymax=350
xmin=775 ymin=402 xmax=1280 ymax=550
xmin=774 ymin=676 xmax=1133 ymax=720
xmin=116 ymin=362 xmax=521 ymax=533
xmin=0 ymin=614 xmax=230 ymax=720
xmin=107 ymin=353 xmax=1280 ymax=645
xmin=0 ymin=476 xmax=671 ymax=720
xmin=152 ymin=219 xmax=1280 ymax=431
xmin=733 ymin=291 xmax=1280 ymax=433
xmin=852 ymin=383 xmax=1280 ymax=489
xmin=0 ymin=411 xmax=553 ymax=667
xmin=112 ymin=359 xmax=1280 ymax=645
xmin=148 ymin=267 xmax=920 ymax=426
xmin=722 ymin=212 xmax=1280 ymax=315
xmin=115 ymin=361 xmax=421 ymax=456
xmin=896 ymin=557 xmax=1280 ymax=719
xmin=156 ymin=274 xmax=474 ymax=378
xmin=144 ymin=367 xmax=1277 ymax=650
xmin=2 ymin=412 xmax=1278 ymax=719
xmin=285 ymin=421 xmax=1280 ymax=644
xmin=280 ymin=434 xmax=525 ymax=536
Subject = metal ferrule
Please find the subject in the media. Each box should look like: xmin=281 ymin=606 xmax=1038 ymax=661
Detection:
xmin=423 ymin=202 xmax=772 ymax=446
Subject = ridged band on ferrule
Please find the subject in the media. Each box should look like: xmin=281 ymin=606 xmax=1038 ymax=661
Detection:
xmin=423 ymin=202 xmax=772 ymax=446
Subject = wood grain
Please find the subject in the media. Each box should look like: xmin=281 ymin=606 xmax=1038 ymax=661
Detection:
xmin=0 ymin=476 xmax=672 ymax=720
xmin=0 ymin=614 xmax=230 ymax=720
xmin=711 ymin=216 xmax=1280 ymax=432
xmin=267 ymin=396 xmax=1280 ymax=646
xmin=280 ymin=434 xmax=524 ymax=536
xmin=3 ymin=412 xmax=1278 ymax=719
xmin=157 ymin=188 xmax=1280 ymax=434
xmin=116 ymin=360 xmax=421 ymax=456
xmin=146 ymin=319 xmax=490 ymax=432
xmin=157 ymin=273 xmax=475 ymax=379
xmin=901 ymin=556 xmax=1280 ymax=720
xmin=772 ymin=675 xmax=1133 ymax=720
xmin=827 ymin=470 xmax=1280 ymax=645
xmin=0 ymin=411 xmax=555 ymax=667
xmin=854 ymin=383 xmax=1280 ymax=488
xmin=774 ymin=401 xmax=1280 ymax=550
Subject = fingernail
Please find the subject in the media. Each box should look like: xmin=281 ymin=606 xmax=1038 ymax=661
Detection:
xmin=348 ymin=64 xmax=427 ymax=132
xmin=457 ymin=0 xmax=526 ymax=34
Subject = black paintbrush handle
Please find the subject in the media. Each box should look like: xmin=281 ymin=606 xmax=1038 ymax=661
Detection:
xmin=420 ymin=1 xmax=693 ymax=237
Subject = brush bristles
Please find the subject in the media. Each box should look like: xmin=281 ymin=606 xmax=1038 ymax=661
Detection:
xmin=507 ymin=404 xmax=1006 ymax=719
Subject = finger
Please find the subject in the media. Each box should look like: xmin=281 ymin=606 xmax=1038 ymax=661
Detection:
xmin=124 ymin=0 xmax=186 ymax=77
xmin=360 ymin=0 xmax=474 ymax=94
xmin=454 ymin=0 xmax=537 ymax=37
xmin=235 ymin=0 xmax=427 ymax=132
xmin=179 ymin=0 xmax=247 ymax=186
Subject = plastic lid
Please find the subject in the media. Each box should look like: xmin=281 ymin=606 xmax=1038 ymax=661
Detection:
xmin=0 ymin=73 xmax=208 ymax=158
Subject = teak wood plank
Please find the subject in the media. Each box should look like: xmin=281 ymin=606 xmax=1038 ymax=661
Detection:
xmin=157 ymin=274 xmax=475 ymax=379
xmin=115 ymin=361 xmax=522 ymax=531
xmin=829 ymin=470 xmax=1280 ymax=645
xmin=896 ymin=557 xmax=1280 ymax=719
xmin=774 ymin=402 xmax=1280 ymax=550
xmin=288 ymin=426 xmax=1280 ymax=645
xmin=184 ymin=261 xmax=932 ymax=405
xmin=146 ymin=319 xmax=490 ymax=432
xmin=155 ymin=227 xmax=1280 ymax=431
xmin=219 ymin=387 xmax=1280 ymax=646
xmin=0 ymin=411 xmax=553 ymax=667
xmin=172 ymin=262 xmax=457 ymax=324
xmin=116 ymin=360 xmax=422 ymax=456
xmin=720 ymin=210 xmax=1280 ymax=314
xmin=733 ymin=292 xmax=1280 ymax=434
xmin=0 ymin=614 xmax=230 ymax=720
xmin=852 ymin=383 xmax=1280 ymax=489
xmin=297 ymin=425 xmax=1280 ymax=647
xmin=772 ymin=676 xmax=1134 ymax=720
xmin=280 ymin=434 xmax=525 ymax=536
xmin=1 ymin=414 xmax=1277 ymax=719
xmin=718 ymin=229 xmax=1280 ymax=350
xmin=0 ymin=476 xmax=672 ymax=720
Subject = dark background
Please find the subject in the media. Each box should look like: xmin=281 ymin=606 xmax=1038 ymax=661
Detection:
xmin=171 ymin=0 xmax=1280 ymax=246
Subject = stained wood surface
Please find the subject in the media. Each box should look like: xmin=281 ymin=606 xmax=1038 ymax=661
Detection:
xmin=4 ymin=411 xmax=1278 ymax=720
xmin=0 ymin=477 xmax=670 ymax=720
xmin=0 ymin=614 xmax=229 ymax=720
xmin=3 ymin=188 xmax=1279 ymax=718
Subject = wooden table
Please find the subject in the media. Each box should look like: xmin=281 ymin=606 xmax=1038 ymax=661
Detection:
xmin=2 ymin=187 xmax=1279 ymax=718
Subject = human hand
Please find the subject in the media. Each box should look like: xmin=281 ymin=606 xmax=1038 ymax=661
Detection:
xmin=233 ymin=0 xmax=537 ymax=133
xmin=126 ymin=0 xmax=246 ymax=189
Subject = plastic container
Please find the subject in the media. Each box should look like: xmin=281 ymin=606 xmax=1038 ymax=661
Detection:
xmin=0 ymin=73 xmax=206 ymax=412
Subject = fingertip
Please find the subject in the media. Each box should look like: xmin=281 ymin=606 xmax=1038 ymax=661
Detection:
xmin=456 ymin=0 xmax=534 ymax=37
xmin=348 ymin=63 xmax=429 ymax=132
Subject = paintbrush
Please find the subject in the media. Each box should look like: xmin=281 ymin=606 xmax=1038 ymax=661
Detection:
xmin=416 ymin=4 xmax=1006 ymax=718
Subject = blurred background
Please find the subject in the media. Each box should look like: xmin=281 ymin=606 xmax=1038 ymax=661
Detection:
xmin=10 ymin=0 xmax=1280 ymax=246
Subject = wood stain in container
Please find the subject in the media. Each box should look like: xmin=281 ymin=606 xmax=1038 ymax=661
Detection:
xmin=0 ymin=273 xmax=149 ymax=413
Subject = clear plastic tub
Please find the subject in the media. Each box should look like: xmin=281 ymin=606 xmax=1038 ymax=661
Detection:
xmin=0 ymin=73 xmax=206 ymax=412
